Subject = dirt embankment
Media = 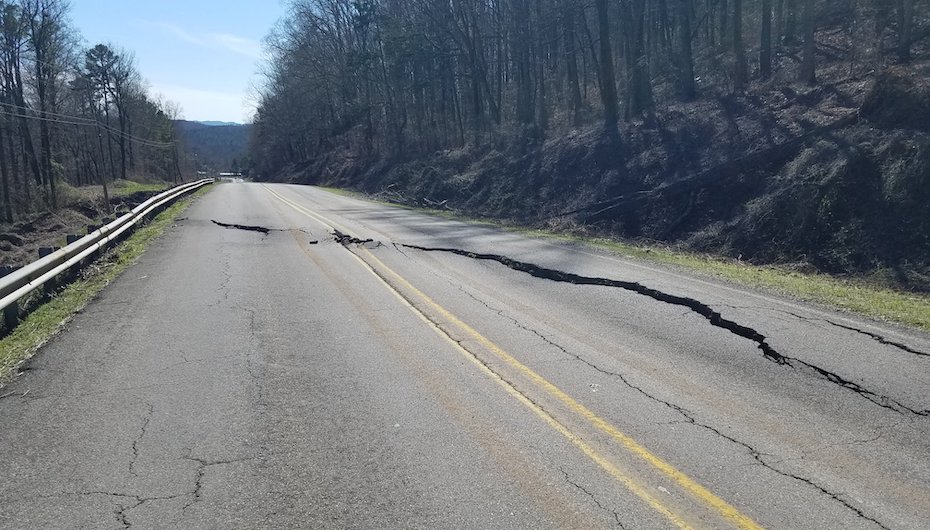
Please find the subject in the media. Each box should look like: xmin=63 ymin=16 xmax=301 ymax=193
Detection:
xmin=0 ymin=189 xmax=163 ymax=270
xmin=272 ymin=65 xmax=930 ymax=292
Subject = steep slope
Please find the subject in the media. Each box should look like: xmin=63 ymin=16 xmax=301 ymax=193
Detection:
xmin=272 ymin=66 xmax=930 ymax=289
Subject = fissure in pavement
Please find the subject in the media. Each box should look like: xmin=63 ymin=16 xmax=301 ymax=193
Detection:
xmin=451 ymin=278 xmax=889 ymax=528
xmin=333 ymin=229 xmax=377 ymax=246
xmin=211 ymin=220 xmax=317 ymax=243
xmin=326 ymin=232 xmax=894 ymax=527
xmin=824 ymin=319 xmax=930 ymax=358
xmin=401 ymin=244 xmax=929 ymax=418
xmin=211 ymin=220 xmax=275 ymax=234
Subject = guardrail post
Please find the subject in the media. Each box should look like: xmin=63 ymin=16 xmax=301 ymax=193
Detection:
xmin=66 ymin=235 xmax=80 ymax=244
xmin=3 ymin=301 xmax=17 ymax=332
xmin=38 ymin=247 xmax=54 ymax=258
xmin=0 ymin=179 xmax=212 ymax=336
xmin=0 ymin=266 xmax=16 ymax=333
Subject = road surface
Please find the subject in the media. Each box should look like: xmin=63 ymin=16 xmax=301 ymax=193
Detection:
xmin=1 ymin=182 xmax=929 ymax=529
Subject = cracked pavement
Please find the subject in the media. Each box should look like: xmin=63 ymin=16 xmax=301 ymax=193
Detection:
xmin=2 ymin=183 xmax=930 ymax=528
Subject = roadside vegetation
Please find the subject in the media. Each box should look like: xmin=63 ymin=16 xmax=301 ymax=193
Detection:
xmin=0 ymin=0 xmax=188 ymax=225
xmin=0 ymin=185 xmax=213 ymax=386
xmin=251 ymin=1 xmax=930 ymax=300
xmin=327 ymin=186 xmax=930 ymax=332
xmin=577 ymin=235 xmax=930 ymax=332
xmin=1 ymin=179 xmax=173 ymax=269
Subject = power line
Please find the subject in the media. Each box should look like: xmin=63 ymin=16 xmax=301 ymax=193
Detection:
xmin=0 ymin=102 xmax=175 ymax=148
xmin=0 ymin=101 xmax=174 ymax=148
xmin=0 ymin=101 xmax=96 ymax=125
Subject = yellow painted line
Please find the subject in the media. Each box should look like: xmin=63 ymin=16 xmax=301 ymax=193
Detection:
xmin=265 ymin=185 xmax=764 ymax=530
xmin=263 ymin=185 xmax=348 ymax=233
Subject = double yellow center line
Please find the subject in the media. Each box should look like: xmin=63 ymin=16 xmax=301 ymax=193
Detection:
xmin=265 ymin=185 xmax=764 ymax=530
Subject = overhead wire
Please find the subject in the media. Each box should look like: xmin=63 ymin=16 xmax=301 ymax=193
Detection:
xmin=0 ymin=101 xmax=176 ymax=148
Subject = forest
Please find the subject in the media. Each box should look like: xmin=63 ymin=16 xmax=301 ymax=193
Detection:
xmin=251 ymin=0 xmax=930 ymax=285
xmin=251 ymin=0 xmax=925 ymax=167
xmin=0 ymin=0 xmax=184 ymax=224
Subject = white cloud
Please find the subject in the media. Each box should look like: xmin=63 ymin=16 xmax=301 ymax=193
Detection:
xmin=153 ymin=84 xmax=255 ymax=123
xmin=148 ymin=21 xmax=262 ymax=59
xmin=147 ymin=21 xmax=205 ymax=47
xmin=209 ymin=33 xmax=262 ymax=59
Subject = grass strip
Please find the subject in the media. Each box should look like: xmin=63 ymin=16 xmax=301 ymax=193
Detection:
xmin=321 ymin=186 xmax=930 ymax=332
xmin=573 ymin=237 xmax=930 ymax=331
xmin=110 ymin=179 xmax=172 ymax=197
xmin=0 ymin=184 xmax=214 ymax=385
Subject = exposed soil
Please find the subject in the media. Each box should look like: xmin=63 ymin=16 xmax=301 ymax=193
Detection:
xmin=0 ymin=190 xmax=162 ymax=270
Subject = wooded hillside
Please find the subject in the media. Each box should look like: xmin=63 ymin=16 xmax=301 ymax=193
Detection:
xmin=174 ymin=120 xmax=251 ymax=174
xmin=251 ymin=1 xmax=930 ymax=286
xmin=252 ymin=0 xmax=927 ymax=168
xmin=0 ymin=0 xmax=184 ymax=223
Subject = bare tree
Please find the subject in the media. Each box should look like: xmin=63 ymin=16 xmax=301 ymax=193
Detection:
xmin=799 ymin=0 xmax=816 ymax=85
xmin=594 ymin=0 xmax=618 ymax=130
xmin=733 ymin=0 xmax=748 ymax=91
xmin=760 ymin=0 xmax=773 ymax=81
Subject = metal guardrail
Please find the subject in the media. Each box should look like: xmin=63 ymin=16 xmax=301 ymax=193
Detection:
xmin=0 ymin=178 xmax=213 ymax=328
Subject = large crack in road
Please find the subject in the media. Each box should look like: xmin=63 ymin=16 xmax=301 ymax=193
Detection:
xmin=436 ymin=267 xmax=891 ymax=529
xmin=211 ymin=220 xmax=276 ymax=234
xmin=211 ymin=220 xmax=315 ymax=240
xmin=207 ymin=224 xmax=927 ymax=418
xmin=398 ymin=244 xmax=929 ymax=418
xmin=327 ymin=233 xmax=901 ymax=527
xmin=203 ymin=222 xmax=905 ymax=527
xmin=741 ymin=305 xmax=930 ymax=359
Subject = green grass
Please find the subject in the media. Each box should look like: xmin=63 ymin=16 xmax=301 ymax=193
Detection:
xmin=109 ymin=179 xmax=171 ymax=197
xmin=574 ymin=238 xmax=930 ymax=331
xmin=0 ymin=184 xmax=214 ymax=385
xmin=321 ymin=186 xmax=930 ymax=332
xmin=54 ymin=180 xmax=172 ymax=212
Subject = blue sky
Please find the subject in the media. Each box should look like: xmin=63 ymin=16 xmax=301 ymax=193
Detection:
xmin=70 ymin=1 xmax=287 ymax=123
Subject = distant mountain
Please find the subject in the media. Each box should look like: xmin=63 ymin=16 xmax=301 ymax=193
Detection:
xmin=174 ymin=120 xmax=251 ymax=172
xmin=197 ymin=120 xmax=242 ymax=127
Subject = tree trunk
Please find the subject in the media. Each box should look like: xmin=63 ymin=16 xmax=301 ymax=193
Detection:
xmin=563 ymin=3 xmax=583 ymax=125
xmin=18 ymin=135 xmax=30 ymax=207
xmin=0 ymin=120 xmax=12 ymax=222
xmin=624 ymin=0 xmax=654 ymax=118
xmin=12 ymin=62 xmax=41 ymax=190
xmin=733 ymin=0 xmax=747 ymax=91
xmin=95 ymin=122 xmax=111 ymax=211
xmin=676 ymin=0 xmax=696 ymax=101
xmin=35 ymin=57 xmax=55 ymax=206
xmin=173 ymin=144 xmax=183 ymax=184
xmin=784 ymin=0 xmax=797 ymax=45
xmin=469 ymin=43 xmax=484 ymax=141
xmin=594 ymin=0 xmax=619 ymax=131
xmin=774 ymin=0 xmax=784 ymax=47
xmin=799 ymin=0 xmax=816 ymax=85
xmin=897 ymin=0 xmax=914 ymax=62
xmin=127 ymin=116 xmax=136 ymax=170
xmin=5 ymin=111 xmax=23 ymax=210
xmin=719 ymin=0 xmax=729 ymax=46
xmin=102 ymin=93 xmax=118 ymax=185
xmin=760 ymin=0 xmax=773 ymax=80
xmin=513 ymin=0 xmax=534 ymax=126
xmin=535 ymin=0 xmax=548 ymax=133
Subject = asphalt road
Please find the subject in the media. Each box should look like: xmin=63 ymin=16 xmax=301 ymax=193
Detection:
xmin=1 ymin=182 xmax=929 ymax=529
